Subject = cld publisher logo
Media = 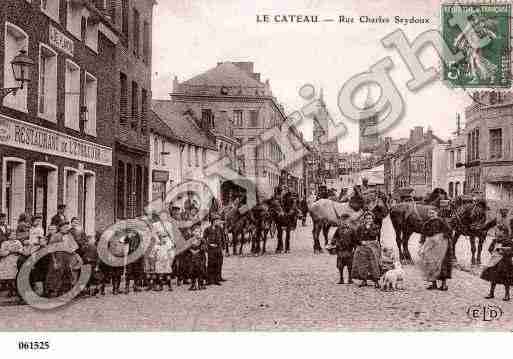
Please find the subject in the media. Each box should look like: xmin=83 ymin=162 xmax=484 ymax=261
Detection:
xmin=466 ymin=304 xmax=503 ymax=322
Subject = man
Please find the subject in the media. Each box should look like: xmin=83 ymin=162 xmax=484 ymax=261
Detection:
xmin=204 ymin=214 xmax=226 ymax=285
xmin=50 ymin=204 xmax=68 ymax=227
xmin=0 ymin=213 xmax=9 ymax=243
xmin=184 ymin=193 xmax=198 ymax=217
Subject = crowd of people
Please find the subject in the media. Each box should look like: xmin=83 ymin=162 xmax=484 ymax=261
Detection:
xmin=0 ymin=199 xmax=228 ymax=304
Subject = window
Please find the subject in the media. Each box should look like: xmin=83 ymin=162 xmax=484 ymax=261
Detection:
xmin=122 ymin=0 xmax=129 ymax=36
xmin=38 ymin=44 xmax=57 ymax=122
xmin=489 ymin=128 xmax=502 ymax=159
xmin=65 ymin=60 xmax=81 ymax=130
xmin=467 ymin=128 xmax=480 ymax=162
xmin=117 ymin=161 xmax=125 ymax=219
xmin=455 ymin=182 xmax=460 ymax=196
xmin=3 ymin=23 xmax=29 ymax=112
xmin=67 ymin=1 xmax=83 ymax=39
xmin=153 ymin=137 xmax=159 ymax=165
xmin=187 ymin=145 xmax=192 ymax=167
xmin=202 ymin=149 xmax=207 ymax=167
xmin=202 ymin=109 xmax=213 ymax=128
xmin=143 ymin=21 xmax=150 ymax=64
xmin=161 ymin=139 xmax=166 ymax=166
xmin=456 ymin=149 xmax=461 ymax=164
xmin=85 ymin=15 xmax=99 ymax=52
xmin=195 ymin=147 xmax=199 ymax=167
xmin=84 ymin=72 xmax=97 ymax=135
xmin=41 ymin=0 xmax=59 ymax=23
xmin=249 ymin=110 xmax=258 ymax=127
xmin=131 ymin=81 xmax=138 ymax=129
xmin=109 ymin=0 xmax=116 ymax=22
xmin=449 ymin=150 xmax=455 ymax=169
xmin=234 ymin=110 xmax=243 ymax=127
xmin=120 ymin=73 xmax=128 ymax=124
xmin=141 ymin=88 xmax=148 ymax=134
xmin=132 ymin=9 xmax=140 ymax=57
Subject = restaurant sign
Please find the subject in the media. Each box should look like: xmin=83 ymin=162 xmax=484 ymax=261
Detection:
xmin=0 ymin=115 xmax=112 ymax=166
xmin=49 ymin=25 xmax=74 ymax=56
xmin=410 ymin=155 xmax=426 ymax=185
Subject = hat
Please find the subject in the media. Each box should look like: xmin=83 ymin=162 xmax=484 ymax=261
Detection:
xmin=210 ymin=214 xmax=221 ymax=221
xmin=58 ymin=204 xmax=66 ymax=210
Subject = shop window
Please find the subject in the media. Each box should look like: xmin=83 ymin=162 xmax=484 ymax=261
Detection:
xmin=3 ymin=23 xmax=29 ymax=112
xmin=41 ymin=0 xmax=59 ymax=23
xmin=82 ymin=171 xmax=95 ymax=235
xmin=2 ymin=159 xmax=26 ymax=229
xmin=65 ymin=59 xmax=81 ymax=130
xmin=64 ymin=168 xmax=79 ymax=220
xmin=38 ymin=43 xmax=57 ymax=122
xmin=84 ymin=72 xmax=97 ymax=135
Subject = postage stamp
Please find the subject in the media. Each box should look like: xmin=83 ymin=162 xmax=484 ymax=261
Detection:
xmin=442 ymin=3 xmax=511 ymax=88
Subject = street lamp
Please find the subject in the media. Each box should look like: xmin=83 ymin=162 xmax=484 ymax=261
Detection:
xmin=1 ymin=50 xmax=35 ymax=100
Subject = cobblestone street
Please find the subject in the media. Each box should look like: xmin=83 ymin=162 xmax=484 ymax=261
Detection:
xmin=1 ymin=219 xmax=512 ymax=331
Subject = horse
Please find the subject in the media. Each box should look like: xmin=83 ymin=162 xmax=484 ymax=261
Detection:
xmin=268 ymin=191 xmax=300 ymax=253
xmin=389 ymin=188 xmax=449 ymax=264
xmin=220 ymin=198 xmax=254 ymax=256
xmin=248 ymin=201 xmax=273 ymax=255
xmin=308 ymin=188 xmax=390 ymax=253
xmin=448 ymin=196 xmax=497 ymax=265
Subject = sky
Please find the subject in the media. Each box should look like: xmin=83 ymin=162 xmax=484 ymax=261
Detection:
xmin=151 ymin=0 xmax=472 ymax=152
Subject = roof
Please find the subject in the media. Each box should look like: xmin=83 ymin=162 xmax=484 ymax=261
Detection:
xmin=148 ymin=110 xmax=180 ymax=141
xmin=151 ymin=100 xmax=217 ymax=150
xmin=181 ymin=62 xmax=265 ymax=88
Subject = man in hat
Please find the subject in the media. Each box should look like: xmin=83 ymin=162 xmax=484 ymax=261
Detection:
xmin=51 ymin=204 xmax=68 ymax=228
xmin=204 ymin=214 xmax=226 ymax=285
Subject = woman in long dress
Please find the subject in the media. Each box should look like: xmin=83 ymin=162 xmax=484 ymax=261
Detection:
xmin=481 ymin=208 xmax=513 ymax=301
xmin=351 ymin=213 xmax=381 ymax=288
xmin=418 ymin=208 xmax=452 ymax=291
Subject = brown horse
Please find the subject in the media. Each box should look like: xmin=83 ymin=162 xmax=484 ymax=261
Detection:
xmin=389 ymin=188 xmax=448 ymax=264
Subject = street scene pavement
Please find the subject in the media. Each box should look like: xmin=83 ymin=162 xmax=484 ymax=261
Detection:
xmin=0 ymin=219 xmax=511 ymax=331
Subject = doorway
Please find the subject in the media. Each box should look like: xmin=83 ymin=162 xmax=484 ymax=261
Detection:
xmin=33 ymin=163 xmax=57 ymax=231
xmin=2 ymin=158 xmax=26 ymax=228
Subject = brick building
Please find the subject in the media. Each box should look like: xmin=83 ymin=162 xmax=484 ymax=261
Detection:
xmin=464 ymin=91 xmax=513 ymax=210
xmin=0 ymin=0 xmax=122 ymax=234
xmin=171 ymin=61 xmax=309 ymax=201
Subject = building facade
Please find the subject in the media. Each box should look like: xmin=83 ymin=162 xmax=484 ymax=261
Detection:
xmin=0 ymin=0 xmax=123 ymax=234
xmin=171 ymin=61 xmax=309 ymax=201
xmin=384 ymin=126 xmax=445 ymax=198
xmin=110 ymin=0 xmax=154 ymax=220
xmin=464 ymin=91 xmax=513 ymax=210
xmin=149 ymin=102 xmax=219 ymax=212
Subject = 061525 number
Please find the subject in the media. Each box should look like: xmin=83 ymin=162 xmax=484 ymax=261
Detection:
xmin=18 ymin=341 xmax=50 ymax=350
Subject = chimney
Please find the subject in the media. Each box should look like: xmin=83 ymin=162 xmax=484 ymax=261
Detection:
xmin=413 ymin=126 xmax=424 ymax=143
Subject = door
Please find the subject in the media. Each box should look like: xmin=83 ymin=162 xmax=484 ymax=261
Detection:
xmin=34 ymin=167 xmax=49 ymax=231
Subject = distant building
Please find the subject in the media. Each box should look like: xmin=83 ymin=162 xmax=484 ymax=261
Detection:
xmin=359 ymin=94 xmax=381 ymax=154
xmin=170 ymin=61 xmax=309 ymax=201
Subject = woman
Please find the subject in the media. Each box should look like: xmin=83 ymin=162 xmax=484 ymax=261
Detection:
xmin=418 ymin=208 xmax=452 ymax=291
xmin=45 ymin=222 xmax=76 ymax=298
xmin=0 ymin=231 xmax=24 ymax=299
xmin=351 ymin=213 xmax=381 ymax=288
xmin=150 ymin=228 xmax=175 ymax=291
xmin=481 ymin=208 xmax=513 ymax=301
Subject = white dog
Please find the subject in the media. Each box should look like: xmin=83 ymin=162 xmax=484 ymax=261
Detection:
xmin=381 ymin=261 xmax=405 ymax=291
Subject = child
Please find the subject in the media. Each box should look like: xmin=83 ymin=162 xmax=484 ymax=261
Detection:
xmin=188 ymin=223 xmax=206 ymax=291
xmin=329 ymin=224 xmax=357 ymax=284
xmin=150 ymin=231 xmax=175 ymax=292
